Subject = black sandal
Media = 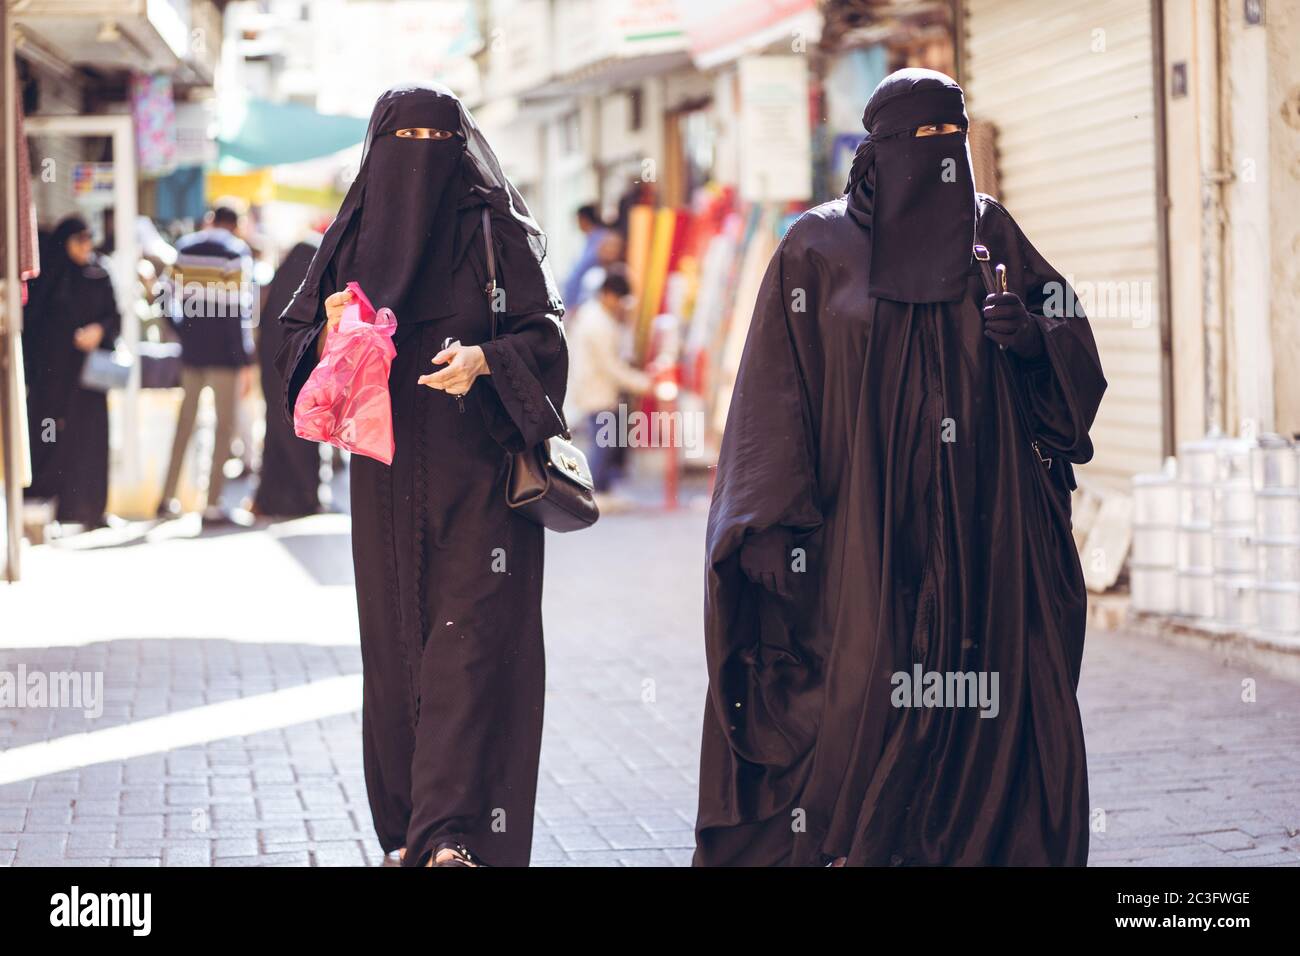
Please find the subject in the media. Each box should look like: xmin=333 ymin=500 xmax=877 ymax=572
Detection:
xmin=430 ymin=842 xmax=481 ymax=867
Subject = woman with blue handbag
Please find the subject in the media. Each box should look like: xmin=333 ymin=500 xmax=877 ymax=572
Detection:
xmin=21 ymin=215 xmax=121 ymax=529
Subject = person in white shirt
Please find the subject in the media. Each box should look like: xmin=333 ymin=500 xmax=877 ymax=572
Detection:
xmin=567 ymin=268 xmax=650 ymax=492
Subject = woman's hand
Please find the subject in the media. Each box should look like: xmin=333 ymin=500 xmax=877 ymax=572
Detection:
xmin=419 ymin=343 xmax=490 ymax=396
xmin=319 ymin=289 xmax=353 ymax=357
xmin=324 ymin=289 xmax=352 ymax=332
xmin=73 ymin=323 xmax=104 ymax=353
xmin=982 ymin=291 xmax=1044 ymax=360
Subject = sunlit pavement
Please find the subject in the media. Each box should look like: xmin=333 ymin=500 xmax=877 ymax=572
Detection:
xmin=1 ymin=493 xmax=1298 ymax=866
xmin=0 ymin=489 xmax=709 ymax=867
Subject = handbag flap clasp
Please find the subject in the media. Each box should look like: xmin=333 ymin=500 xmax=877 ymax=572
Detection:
xmin=545 ymin=436 xmax=595 ymax=492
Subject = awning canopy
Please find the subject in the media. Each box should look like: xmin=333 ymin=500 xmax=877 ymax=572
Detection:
xmin=218 ymin=98 xmax=368 ymax=169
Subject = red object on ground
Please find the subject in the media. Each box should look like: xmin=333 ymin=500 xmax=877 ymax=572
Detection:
xmin=293 ymin=280 xmax=397 ymax=465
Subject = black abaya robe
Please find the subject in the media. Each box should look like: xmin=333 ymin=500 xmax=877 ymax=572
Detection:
xmin=21 ymin=231 xmax=121 ymax=526
xmin=695 ymin=76 xmax=1106 ymax=866
xmin=275 ymin=84 xmax=568 ymax=867
xmin=254 ymin=239 xmax=322 ymax=518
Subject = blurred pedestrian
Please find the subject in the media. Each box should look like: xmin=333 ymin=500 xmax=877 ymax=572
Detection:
xmin=567 ymin=267 xmax=649 ymax=495
xmin=561 ymin=202 xmax=609 ymax=308
xmin=575 ymin=230 xmax=625 ymax=311
xmin=276 ymin=83 xmax=569 ymax=868
xmin=696 ymin=69 xmax=1107 ymax=867
xmin=252 ymin=236 xmax=322 ymax=518
xmin=20 ymin=216 xmax=121 ymax=528
xmin=158 ymin=201 xmax=256 ymax=525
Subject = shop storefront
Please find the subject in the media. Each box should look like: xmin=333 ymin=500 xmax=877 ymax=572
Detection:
xmin=961 ymin=0 xmax=1168 ymax=488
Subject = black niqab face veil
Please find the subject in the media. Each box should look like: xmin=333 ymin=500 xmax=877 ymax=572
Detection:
xmin=845 ymin=68 xmax=977 ymax=303
xmin=347 ymin=86 xmax=464 ymax=320
xmin=279 ymin=82 xmax=558 ymax=336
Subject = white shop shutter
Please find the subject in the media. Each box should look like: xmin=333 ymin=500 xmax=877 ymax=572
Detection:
xmin=963 ymin=0 xmax=1164 ymax=487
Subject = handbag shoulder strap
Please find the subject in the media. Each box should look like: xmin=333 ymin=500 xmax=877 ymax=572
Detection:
xmin=973 ymin=242 xmax=1053 ymax=470
xmin=973 ymin=243 xmax=997 ymax=296
xmin=479 ymin=204 xmax=572 ymax=441
xmin=482 ymin=206 xmax=498 ymax=340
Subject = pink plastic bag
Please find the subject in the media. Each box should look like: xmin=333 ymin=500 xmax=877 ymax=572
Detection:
xmin=293 ymin=280 xmax=397 ymax=465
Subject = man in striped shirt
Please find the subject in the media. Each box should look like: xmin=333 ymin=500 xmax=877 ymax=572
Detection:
xmin=158 ymin=202 xmax=256 ymax=525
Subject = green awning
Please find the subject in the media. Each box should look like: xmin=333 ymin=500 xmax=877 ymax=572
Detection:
xmin=218 ymin=98 xmax=368 ymax=168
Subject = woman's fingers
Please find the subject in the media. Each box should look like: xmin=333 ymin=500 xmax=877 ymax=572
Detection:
xmin=419 ymin=365 xmax=470 ymax=393
xmin=424 ymin=351 xmax=462 ymax=386
xmin=418 ymin=377 xmax=471 ymax=395
xmin=323 ymin=289 xmax=352 ymax=329
xmin=419 ymin=345 xmax=484 ymax=395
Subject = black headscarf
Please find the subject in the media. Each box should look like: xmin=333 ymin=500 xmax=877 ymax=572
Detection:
xmin=845 ymin=68 xmax=976 ymax=303
xmin=46 ymin=215 xmax=91 ymax=280
xmin=280 ymin=82 xmax=559 ymax=336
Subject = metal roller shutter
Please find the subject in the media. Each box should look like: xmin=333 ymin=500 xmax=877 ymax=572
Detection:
xmin=963 ymin=0 xmax=1163 ymax=487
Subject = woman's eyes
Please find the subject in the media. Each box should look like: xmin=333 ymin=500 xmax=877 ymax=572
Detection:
xmin=395 ymin=128 xmax=455 ymax=140
xmin=915 ymin=124 xmax=962 ymax=138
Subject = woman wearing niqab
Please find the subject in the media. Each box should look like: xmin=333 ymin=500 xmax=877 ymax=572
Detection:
xmin=22 ymin=215 xmax=121 ymax=527
xmin=275 ymin=84 xmax=568 ymax=867
xmin=694 ymin=69 xmax=1107 ymax=866
xmin=254 ymin=236 xmax=323 ymax=518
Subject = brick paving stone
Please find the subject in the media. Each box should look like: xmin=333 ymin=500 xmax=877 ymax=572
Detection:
xmin=257 ymin=823 xmax=310 ymax=844
xmin=3 ymin=503 xmax=1300 ymax=867
xmin=600 ymin=825 xmax=668 ymax=850
xmin=213 ymin=838 xmax=259 ymax=858
xmin=550 ymin=826 xmax=612 ymax=853
xmin=1198 ymin=829 xmax=1258 ymax=851
xmin=162 ymin=845 xmax=212 ymax=866
xmin=308 ymin=841 xmax=368 ymax=867
xmin=615 ymin=849 xmax=677 ymax=866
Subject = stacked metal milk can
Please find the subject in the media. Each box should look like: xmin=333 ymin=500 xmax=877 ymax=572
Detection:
xmin=1130 ymin=460 xmax=1179 ymax=614
xmin=1131 ymin=431 xmax=1300 ymax=639
xmin=1252 ymin=435 xmax=1300 ymax=636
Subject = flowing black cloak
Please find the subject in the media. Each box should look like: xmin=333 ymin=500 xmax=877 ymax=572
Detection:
xmin=254 ymin=238 xmax=322 ymax=518
xmin=21 ymin=232 xmax=121 ymax=525
xmin=694 ymin=192 xmax=1106 ymax=866
xmin=274 ymin=84 xmax=567 ymax=867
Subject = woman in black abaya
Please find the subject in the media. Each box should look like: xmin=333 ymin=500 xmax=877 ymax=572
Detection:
xmin=22 ymin=216 xmax=121 ymax=527
xmin=695 ymin=69 xmax=1106 ymax=866
xmin=254 ymin=237 xmax=322 ymax=518
xmin=276 ymin=84 xmax=567 ymax=867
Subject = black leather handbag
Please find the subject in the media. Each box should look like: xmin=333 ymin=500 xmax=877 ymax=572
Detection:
xmin=480 ymin=207 xmax=599 ymax=532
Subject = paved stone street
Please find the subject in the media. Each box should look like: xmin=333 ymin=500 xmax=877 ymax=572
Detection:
xmin=1 ymin=494 xmax=1297 ymax=866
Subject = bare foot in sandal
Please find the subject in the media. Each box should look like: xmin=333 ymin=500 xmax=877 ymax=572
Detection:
xmin=428 ymin=843 xmax=479 ymax=867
